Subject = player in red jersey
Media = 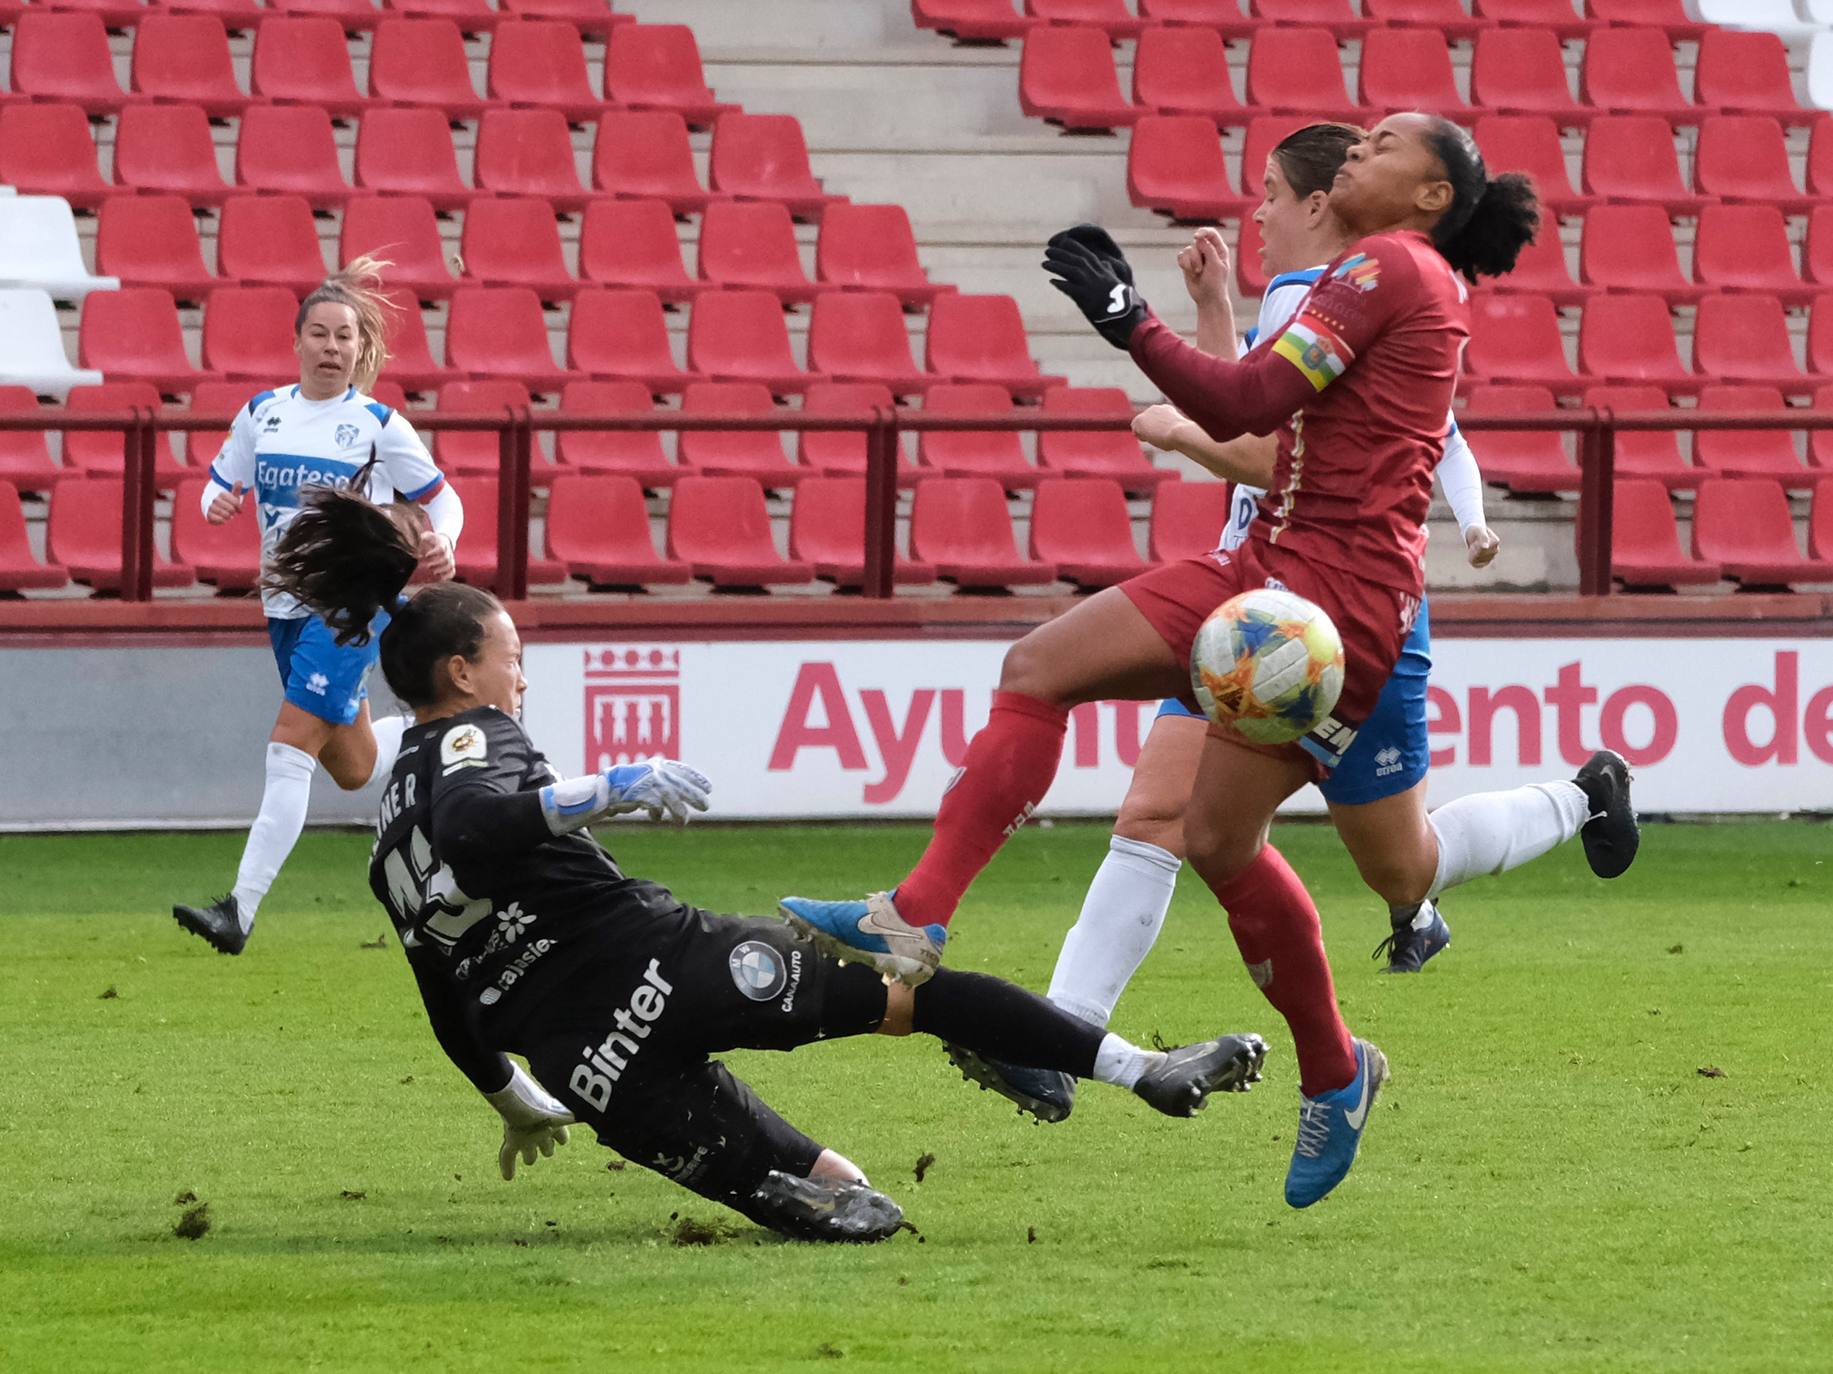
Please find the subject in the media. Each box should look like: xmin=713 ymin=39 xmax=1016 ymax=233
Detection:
xmin=782 ymin=113 xmax=1540 ymax=1206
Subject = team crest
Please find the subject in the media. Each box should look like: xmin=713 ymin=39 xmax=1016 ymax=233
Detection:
xmin=335 ymin=423 xmax=361 ymax=449
xmin=441 ymin=723 xmax=489 ymax=773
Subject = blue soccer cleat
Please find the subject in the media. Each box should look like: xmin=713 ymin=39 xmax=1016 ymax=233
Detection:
xmin=1285 ymin=1038 xmax=1388 ymax=1209
xmin=1372 ymin=900 xmax=1450 ymax=974
xmin=778 ymin=891 xmax=947 ymax=986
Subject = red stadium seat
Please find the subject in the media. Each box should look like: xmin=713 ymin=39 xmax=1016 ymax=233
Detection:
xmin=603 ymin=23 xmax=736 ymax=129
xmin=252 ymin=16 xmax=369 ymax=118
xmin=567 ymin=289 xmax=701 ymax=394
xmin=0 ymin=389 xmax=68 ymax=496
xmin=545 ymin=474 xmax=692 ymax=586
xmin=1581 ymin=115 xmax=1705 ymax=214
xmin=1473 ymin=115 xmax=1596 ymax=216
xmin=554 ymin=381 xmax=679 ymax=487
xmin=355 ymin=108 xmax=477 ymax=210
xmin=216 ymin=195 xmax=327 ymax=297
xmin=1038 ymin=386 xmax=1175 ymax=493
xmin=1580 ymin=27 xmax=1698 ymax=124
xmin=709 ymin=113 xmax=842 ymax=222
xmin=460 ymin=197 xmax=581 ymax=301
xmin=665 ymin=475 xmax=815 ymax=588
xmin=592 ymin=111 xmax=726 ymax=214
xmin=32 ymin=0 xmax=145 ymax=28
xmin=79 ymin=288 xmax=218 ymax=394
xmin=1599 ymin=478 xmax=1720 ymax=588
xmin=1131 ymin=25 xmax=1244 ymax=126
xmin=1811 ymin=295 xmax=1833 ymax=378
xmin=1473 ymin=0 xmax=1597 ymax=38
xmin=1582 ymin=384 xmax=1701 ymax=489
xmin=1692 ymin=478 xmax=1833 ymax=587
xmin=926 ymin=293 xmax=1063 ymax=399
xmin=917 ymin=383 xmax=1040 ymax=490
xmin=805 ymin=292 xmax=933 ymax=397
xmin=1815 ymin=386 xmax=1833 ymax=469
xmin=796 ymin=381 xmax=916 ymax=484
xmin=1028 ymin=477 xmax=1146 ymax=587
xmin=369 ymin=19 xmax=487 ymax=119
xmin=66 ymin=381 xmax=187 ymax=484
xmin=496 ymin=0 xmax=628 ymax=38
xmin=267 ymin=0 xmax=384 ymax=26
xmin=1235 ymin=213 xmax=1270 ymax=299
xmin=445 ymin=288 xmax=575 ymax=393
xmin=49 ymin=479 xmax=194 ymax=592
xmin=339 ymin=196 xmax=458 ymax=301
xmin=1578 ymin=204 xmax=1701 ymax=305
xmin=1128 ymin=115 xmax=1252 ymax=222
xmin=474 ymin=109 xmax=596 ymax=212
xmin=910 ymin=477 xmax=1059 ymax=589
xmin=430 ymin=380 xmax=530 ymax=477
xmin=486 ymin=20 xmax=602 ymax=123
xmin=182 ymin=380 xmax=252 ymax=470
xmin=1493 ymin=228 xmax=1590 ymax=309
xmin=446 ymin=475 xmax=569 ymax=588
xmin=1147 ymin=479 xmax=1230 ymax=562
xmin=1811 ymin=476 xmax=1833 ymax=559
xmin=1578 ymin=294 xmax=1695 ymax=394
xmin=10 ymin=14 xmax=133 ymax=115
xmin=0 ymin=480 xmax=68 ymax=591
xmin=1470 ymin=29 xmax=1589 ymax=128
xmin=0 ymin=105 xmax=115 ymax=211
xmin=1026 ymin=0 xmax=1146 ymax=39
xmin=1250 ymin=0 xmax=1372 ymax=38
xmin=1693 ymin=385 xmax=1813 ymax=489
xmin=1808 ymin=209 xmax=1833 ymax=291
xmin=113 ymin=105 xmax=234 ymax=206
xmin=697 ymin=201 xmax=818 ymax=305
xmin=1358 ymin=29 xmax=1469 ymax=117
xmin=237 ymin=104 xmax=354 ymax=207
xmin=686 ymin=290 xmax=825 ymax=396
xmin=1584 ymin=0 xmax=1706 ymax=40
xmin=1694 ymin=116 xmax=1817 ymax=216
xmin=815 ymin=203 xmax=950 ymax=307
xmin=677 ymin=381 xmax=804 ymax=488
xmin=1811 ymin=117 xmax=1833 ymax=201
xmin=1363 ymin=0 xmax=1491 ymax=41
xmin=1459 ymin=384 xmax=1580 ymax=492
xmin=171 ymin=475 xmax=260 ymax=591
xmin=94 ymin=196 xmax=218 ymax=301
xmin=132 ymin=16 xmax=251 ymax=118
xmin=1692 ymin=293 xmax=1806 ymax=391
xmin=1019 ymin=25 xmax=1141 ymax=131
xmin=203 ymin=287 xmax=300 ymax=384
xmin=911 ymin=0 xmax=1036 ymax=42
xmin=1245 ymin=28 xmax=1366 ymax=125
xmin=1693 ymin=206 xmax=1811 ymax=308
xmin=157 ymin=0 xmax=268 ymax=29
xmin=1696 ymin=29 xmax=1811 ymax=127
xmin=577 ymin=200 xmax=706 ymax=303
xmin=1137 ymin=0 xmax=1256 ymax=36
xmin=378 ymin=293 xmax=462 ymax=393
xmin=1466 ymin=294 xmax=1580 ymax=394
xmin=789 ymin=477 xmax=937 ymax=588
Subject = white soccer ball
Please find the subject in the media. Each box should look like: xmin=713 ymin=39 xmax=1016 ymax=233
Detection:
xmin=1189 ymin=588 xmax=1345 ymax=745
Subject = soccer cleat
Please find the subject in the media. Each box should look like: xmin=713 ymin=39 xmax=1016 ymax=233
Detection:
xmin=943 ymin=1044 xmax=1077 ymax=1123
xmin=1285 ymin=1038 xmax=1387 ymax=1209
xmin=1372 ymin=901 xmax=1451 ymax=974
xmin=171 ymin=893 xmax=249 ymax=956
xmin=748 ymin=1169 xmax=904 ymax=1243
xmin=1574 ymin=748 xmax=1639 ymax=879
xmin=777 ymin=891 xmax=946 ymax=986
xmin=1132 ymin=1032 xmax=1269 ymax=1117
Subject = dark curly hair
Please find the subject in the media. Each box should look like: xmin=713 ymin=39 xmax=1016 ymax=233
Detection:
xmin=1421 ymin=115 xmax=1541 ymax=283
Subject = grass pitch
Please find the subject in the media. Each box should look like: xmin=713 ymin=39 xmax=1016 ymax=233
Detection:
xmin=3 ymin=820 xmax=1830 ymax=1373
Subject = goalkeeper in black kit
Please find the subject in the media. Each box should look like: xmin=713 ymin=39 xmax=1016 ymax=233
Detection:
xmin=257 ymin=488 xmax=1270 ymax=1242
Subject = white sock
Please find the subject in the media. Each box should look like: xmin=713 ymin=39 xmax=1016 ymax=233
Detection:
xmin=1427 ymin=780 xmax=1590 ymax=900
xmin=1046 ymin=835 xmax=1180 ymax=1028
xmin=365 ymin=715 xmax=409 ymax=789
xmin=1091 ymin=1033 xmax=1160 ymax=1090
xmin=231 ymin=742 xmax=317 ymax=929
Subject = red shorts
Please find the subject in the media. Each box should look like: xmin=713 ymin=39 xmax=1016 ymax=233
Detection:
xmin=1120 ymin=546 xmax=1419 ymax=770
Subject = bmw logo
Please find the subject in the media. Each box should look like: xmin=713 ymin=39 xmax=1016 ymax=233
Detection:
xmin=728 ymin=940 xmax=787 ymax=1001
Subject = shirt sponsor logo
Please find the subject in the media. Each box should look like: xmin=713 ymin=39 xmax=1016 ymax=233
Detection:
xmin=479 ymin=936 xmax=553 ymax=1005
xmin=1272 ymin=318 xmax=1352 ymax=393
xmin=569 ymin=959 xmax=674 ymax=1114
xmin=729 ymin=939 xmax=788 ymax=1002
xmin=254 ymin=456 xmax=362 ymax=506
xmin=263 ymin=415 xmax=283 ymax=433
xmin=305 ymin=671 xmax=329 ymax=696
xmin=441 ymin=723 xmax=488 ymax=775
xmin=1331 ymin=253 xmax=1381 ymax=293
xmin=1374 ymin=745 xmax=1404 ymax=777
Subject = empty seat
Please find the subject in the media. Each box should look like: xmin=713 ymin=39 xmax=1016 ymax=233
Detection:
xmin=0 ymin=480 xmax=68 ymax=591
xmin=665 ymin=475 xmax=815 ymax=588
xmin=1581 ymin=115 xmax=1705 ymax=213
xmin=159 ymin=0 xmax=269 ymax=28
xmin=796 ymin=381 xmax=915 ymax=483
xmin=603 ymin=23 xmax=736 ymax=129
xmin=1245 ymin=28 xmax=1365 ymax=124
xmin=579 ymin=199 xmax=706 ymax=303
xmin=369 ymin=18 xmax=487 ymax=119
xmin=678 ymin=381 xmax=804 ymax=486
xmin=815 ymin=203 xmax=949 ymax=307
xmin=0 ymin=196 xmax=119 ymax=302
xmin=687 ymin=289 xmax=824 ymax=396
xmin=1693 ymin=385 xmax=1812 ymax=488
xmin=697 ymin=201 xmax=817 ymax=304
xmin=1470 ymin=28 xmax=1586 ymax=126
xmin=566 ymin=289 xmax=700 ymax=393
xmin=10 ymin=14 xmax=132 ymax=115
xmin=251 ymin=16 xmax=369 ymax=117
xmin=1692 ymin=478 xmax=1833 ymax=586
xmin=1459 ymin=384 xmax=1580 ymax=492
xmin=1027 ymin=0 xmax=1146 ymax=37
xmin=1809 ymin=209 xmax=1833 ymax=291
xmin=593 ymin=111 xmax=726 ymax=214
xmin=1234 ymin=211 xmax=1270 ymax=299
xmin=1473 ymin=0 xmax=1597 ymax=36
xmin=545 ymin=473 xmax=692 ymax=586
xmin=0 ymin=388 xmax=66 ymax=494
xmin=913 ymin=0 xmax=1036 ymax=40
xmin=917 ymin=383 xmax=1040 ymax=490
xmin=474 ymin=108 xmax=595 ymax=212
xmin=461 ymin=197 xmax=581 ymax=300
xmin=1028 ymin=477 xmax=1146 ymax=587
xmin=446 ymin=287 xmax=575 ymax=392
xmin=1694 ymin=205 xmax=1811 ymax=307
xmin=708 ymin=113 xmax=841 ymax=222
xmin=1138 ymin=0 xmax=1257 ymax=32
xmin=1020 ymin=25 xmax=1140 ymax=131
xmin=339 ymin=196 xmax=458 ymax=300
xmin=1696 ymin=28 xmax=1811 ymax=126
xmin=445 ymin=475 xmax=569 ymax=588
xmin=131 ymin=15 xmax=251 ymax=118
xmin=388 ymin=0 xmax=501 ymax=23
xmin=113 ymin=104 xmax=234 ymax=206
xmin=1493 ymin=227 xmax=1589 ymax=309
xmin=1038 ymin=386 xmax=1175 ymax=492
xmin=910 ymin=476 xmax=1058 ymax=589
xmin=1473 ymin=114 xmax=1596 ymax=216
xmin=1583 ymin=384 xmax=1701 ymax=488
xmin=183 ymin=380 xmax=257 ymax=469
xmin=1811 ymin=294 xmax=1833 ymax=378
xmin=1580 ymin=27 xmax=1697 ymax=123
xmin=1364 ymin=0 xmax=1490 ymax=39
xmin=554 ymin=380 xmax=679 ymax=486
xmin=1250 ymin=0 xmax=1372 ymax=38
xmin=376 ymin=293 xmax=461 ymax=393
xmin=431 ymin=380 xmax=531 ymax=476
xmin=1358 ymin=29 xmax=1469 ymax=116
xmin=926 ymin=293 xmax=1062 ymax=399
xmin=1812 ymin=475 xmax=1833 ymax=558
xmin=1466 ymin=294 xmax=1580 ymax=394
xmin=486 ymin=19 xmax=602 ymax=122
xmin=48 ymin=479 xmax=194 ymax=592
xmin=1578 ymin=294 xmax=1695 ymax=393
xmin=0 ymin=105 xmax=115 ymax=211
xmin=202 ymin=286 xmax=301 ymax=383
xmin=216 ymin=195 xmax=327 ymax=296
xmin=355 ymin=108 xmax=477 ymax=210
xmin=1128 ymin=114 xmax=1251 ymax=221
xmin=1694 ymin=115 xmax=1817 ymax=215
xmin=267 ymin=0 xmax=385 ymax=27
xmin=1579 ymin=204 xmax=1700 ymax=304
xmin=1131 ymin=24 xmax=1244 ymax=125
xmin=1812 ymin=117 xmax=1833 ymax=201
xmin=1816 ymin=385 xmax=1833 ymax=470
xmin=789 ymin=477 xmax=936 ymax=587
xmin=496 ymin=0 xmax=628 ymax=37
xmin=806 ymin=292 xmax=933 ymax=396
xmin=170 ymin=475 xmax=260 ymax=591
xmin=1147 ymin=479 xmax=1230 ymax=561
xmin=237 ymin=104 xmax=353 ymax=207
xmin=77 ymin=288 xmax=209 ymax=395
xmin=1693 ymin=293 xmax=1805 ymax=390
xmin=1600 ymin=478 xmax=1720 ymax=588
xmin=1585 ymin=0 xmax=1706 ymax=40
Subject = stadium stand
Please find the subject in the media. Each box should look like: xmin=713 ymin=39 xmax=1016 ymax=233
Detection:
xmin=1130 ymin=24 xmax=1246 ymax=125
xmin=446 ymin=475 xmax=571 ymax=587
xmin=216 ymin=196 xmax=329 ymax=297
xmin=76 ymin=289 xmax=207 ymax=395
xmin=9 ymin=13 xmax=134 ymax=114
xmin=918 ymin=382 xmax=1044 ymax=489
xmin=806 ymin=292 xmax=935 ymax=396
xmin=1037 ymin=386 xmax=1177 ymax=492
xmin=62 ymin=383 xmax=187 ymax=488
xmin=1028 ymin=477 xmax=1149 ymax=587
xmin=368 ymin=18 xmax=489 ymax=117
xmin=1469 ymin=28 xmax=1591 ymax=127
xmin=236 ymin=105 xmax=354 ymax=206
xmin=1129 ymin=115 xmax=1252 ymax=221
xmin=203 ymin=288 xmax=307 ymax=385
xmin=0 ymin=198 xmax=118 ymax=303
xmin=1460 ymin=385 xmax=1582 ymax=493
xmin=789 ymin=477 xmax=937 ymax=587
xmin=686 ymin=290 xmax=825 ymax=395
xmin=48 ymin=480 xmax=194 ymax=593
xmin=926 ymin=293 xmax=1063 ymax=398
xmin=1693 ymin=386 xmax=1815 ymax=488
xmin=545 ymin=473 xmax=694 ymax=587
xmin=112 ymin=105 xmax=235 ymax=206
xmin=474 ymin=109 xmax=595 ymax=211
xmin=339 ymin=197 xmax=459 ymax=301
xmin=604 ymin=22 xmax=738 ymax=127
xmin=95 ymin=197 xmax=219 ymax=302
xmin=0 ymin=105 xmax=116 ymax=211
xmin=0 ymin=481 xmax=67 ymax=593
xmin=1019 ymin=25 xmax=1142 ymax=131
xmin=0 ymin=389 xmax=68 ymax=496
xmin=796 ymin=381 xmax=919 ymax=483
xmin=814 ymin=204 xmax=951 ymax=306
xmin=578 ymin=199 xmax=708 ymax=302
xmin=460 ymin=197 xmax=583 ymax=301
xmin=593 ymin=111 xmax=727 ymax=211
xmin=566 ymin=289 xmax=702 ymax=394
xmin=432 ymin=380 xmax=537 ymax=478
xmin=1147 ymin=479 xmax=1231 ymax=562
xmin=555 ymin=381 xmax=681 ymax=487
xmin=1359 ymin=28 xmax=1470 ymax=116
xmin=1692 ymin=478 xmax=1833 ymax=587
xmin=446 ymin=288 xmax=575 ymax=393
xmin=131 ymin=15 xmax=252 ymax=117
xmin=910 ymin=476 xmax=1058 ymax=589
xmin=697 ymin=201 xmax=821 ymax=303
xmin=1578 ymin=204 xmax=1702 ymax=304
xmin=677 ymin=381 xmax=808 ymax=488
xmin=485 ymin=18 xmax=603 ymax=122
xmin=665 ymin=475 xmax=816 ymax=589
xmin=251 ymin=16 xmax=370 ymax=116
xmin=708 ymin=113 xmax=843 ymax=221
xmin=1599 ymin=478 xmax=1723 ymax=590
xmin=1583 ymin=384 xmax=1703 ymax=489
xmin=170 ymin=477 xmax=261 ymax=593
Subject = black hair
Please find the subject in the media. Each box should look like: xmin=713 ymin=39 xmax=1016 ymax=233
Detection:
xmin=1271 ymin=122 xmax=1366 ymax=200
xmin=1421 ymin=116 xmax=1541 ymax=283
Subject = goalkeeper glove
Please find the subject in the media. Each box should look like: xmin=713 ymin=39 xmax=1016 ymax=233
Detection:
xmin=1042 ymin=225 xmax=1149 ymax=350
xmin=539 ymin=757 xmax=712 ymax=834
xmin=485 ymin=1062 xmax=575 ymax=1182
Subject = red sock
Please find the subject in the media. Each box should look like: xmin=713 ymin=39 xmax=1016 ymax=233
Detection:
xmin=895 ymin=691 xmax=1068 ymax=926
xmin=1211 ymin=845 xmax=1355 ymax=1097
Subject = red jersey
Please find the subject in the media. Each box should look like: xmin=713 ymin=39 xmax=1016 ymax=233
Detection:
xmin=1129 ymin=230 xmax=1470 ymax=598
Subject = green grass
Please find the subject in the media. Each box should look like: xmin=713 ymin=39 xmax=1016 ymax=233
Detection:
xmin=3 ymin=820 xmax=1831 ymax=1373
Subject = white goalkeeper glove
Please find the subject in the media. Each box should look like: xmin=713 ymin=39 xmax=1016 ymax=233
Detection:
xmin=539 ymin=757 xmax=712 ymax=834
xmin=484 ymin=1062 xmax=576 ymax=1181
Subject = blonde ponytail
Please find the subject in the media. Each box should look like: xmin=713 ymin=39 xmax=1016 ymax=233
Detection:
xmin=294 ymin=254 xmax=397 ymax=392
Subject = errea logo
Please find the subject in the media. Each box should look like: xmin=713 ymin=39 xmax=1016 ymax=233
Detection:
xmin=1374 ymin=745 xmax=1404 ymax=777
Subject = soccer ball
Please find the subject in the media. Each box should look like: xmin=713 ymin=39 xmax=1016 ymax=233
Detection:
xmin=1190 ymin=588 xmax=1345 ymax=745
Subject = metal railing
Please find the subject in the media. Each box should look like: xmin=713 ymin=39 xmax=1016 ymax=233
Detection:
xmin=20 ymin=406 xmax=1833 ymax=602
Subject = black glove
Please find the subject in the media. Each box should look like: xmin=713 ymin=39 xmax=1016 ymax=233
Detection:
xmin=1043 ymin=225 xmax=1148 ymax=350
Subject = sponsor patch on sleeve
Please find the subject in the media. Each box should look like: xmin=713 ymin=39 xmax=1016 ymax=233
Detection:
xmin=1271 ymin=316 xmax=1354 ymax=392
xmin=1330 ymin=252 xmax=1382 ymax=293
xmin=441 ymin=723 xmax=489 ymax=773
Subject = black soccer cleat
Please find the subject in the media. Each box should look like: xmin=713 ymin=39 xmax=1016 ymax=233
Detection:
xmin=1372 ymin=901 xmax=1451 ymax=974
xmin=1574 ymin=748 xmax=1639 ymax=879
xmin=943 ymin=1044 xmax=1076 ymax=1123
xmin=171 ymin=894 xmax=249 ymax=956
xmin=748 ymin=1170 xmax=904 ymax=1244
xmin=1133 ymin=1033 xmax=1268 ymax=1118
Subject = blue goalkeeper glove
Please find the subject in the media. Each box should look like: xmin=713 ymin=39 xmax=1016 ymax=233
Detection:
xmin=540 ymin=757 xmax=712 ymax=833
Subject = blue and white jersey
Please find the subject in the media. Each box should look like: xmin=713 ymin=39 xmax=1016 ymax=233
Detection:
xmin=205 ymin=385 xmax=448 ymax=619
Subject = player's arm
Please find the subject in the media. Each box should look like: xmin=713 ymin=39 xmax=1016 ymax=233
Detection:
xmin=1179 ymin=227 xmax=1238 ymax=360
xmin=1133 ymin=405 xmax=1277 ymax=487
xmin=1437 ymin=418 xmax=1499 ymax=568
xmin=374 ymin=410 xmax=464 ymax=579
xmin=200 ymin=398 xmax=261 ymax=523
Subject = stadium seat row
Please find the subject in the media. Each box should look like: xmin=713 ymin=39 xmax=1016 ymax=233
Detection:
xmin=0 ymin=0 xmax=631 ymax=33
xmin=1606 ymin=477 xmax=1833 ymax=590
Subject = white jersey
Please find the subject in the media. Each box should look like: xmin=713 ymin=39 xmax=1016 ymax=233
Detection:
xmin=204 ymin=385 xmax=450 ymax=619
